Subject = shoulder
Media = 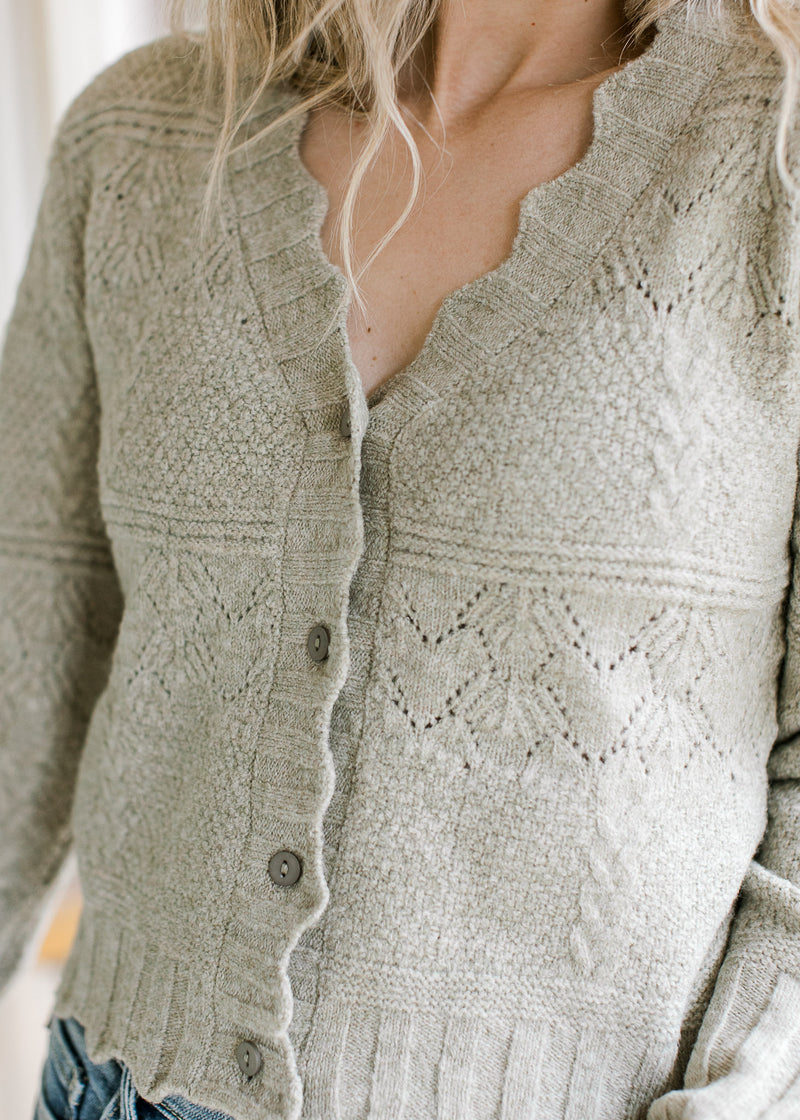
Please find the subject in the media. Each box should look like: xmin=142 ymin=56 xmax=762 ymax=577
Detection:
xmin=712 ymin=5 xmax=793 ymax=136
xmin=715 ymin=9 xmax=800 ymax=214
xmin=668 ymin=3 xmax=799 ymax=208
xmin=52 ymin=34 xmax=295 ymax=172
xmin=47 ymin=35 xmax=295 ymax=202
xmin=54 ymin=35 xmax=210 ymax=145
xmin=698 ymin=4 xmax=785 ymax=117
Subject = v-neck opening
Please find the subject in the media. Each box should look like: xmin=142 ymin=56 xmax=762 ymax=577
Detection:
xmin=292 ymin=44 xmax=663 ymax=413
xmin=225 ymin=3 xmax=741 ymax=425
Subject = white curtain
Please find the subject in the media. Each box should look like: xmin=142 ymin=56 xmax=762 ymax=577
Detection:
xmin=0 ymin=5 xmax=173 ymax=1112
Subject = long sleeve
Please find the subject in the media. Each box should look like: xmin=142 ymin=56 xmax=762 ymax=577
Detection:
xmin=0 ymin=116 xmax=124 ymax=992
xmin=648 ymin=488 xmax=800 ymax=1118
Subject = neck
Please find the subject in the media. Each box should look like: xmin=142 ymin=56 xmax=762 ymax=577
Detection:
xmin=398 ymin=0 xmax=637 ymax=126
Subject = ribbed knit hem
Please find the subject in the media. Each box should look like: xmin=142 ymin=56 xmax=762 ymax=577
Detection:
xmin=294 ymin=991 xmax=683 ymax=1120
xmin=52 ymin=903 xmax=689 ymax=1120
xmin=52 ymin=904 xmax=301 ymax=1120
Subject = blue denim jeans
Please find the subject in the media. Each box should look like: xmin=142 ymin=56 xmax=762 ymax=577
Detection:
xmin=34 ymin=1016 xmax=235 ymax=1120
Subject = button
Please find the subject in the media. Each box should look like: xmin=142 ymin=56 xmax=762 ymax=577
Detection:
xmin=268 ymin=849 xmax=303 ymax=887
xmin=307 ymin=624 xmax=330 ymax=662
xmin=235 ymin=1040 xmax=263 ymax=1077
xmin=339 ymin=408 xmax=352 ymax=440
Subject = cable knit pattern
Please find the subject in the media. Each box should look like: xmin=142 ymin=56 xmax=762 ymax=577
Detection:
xmin=3 ymin=3 xmax=800 ymax=1118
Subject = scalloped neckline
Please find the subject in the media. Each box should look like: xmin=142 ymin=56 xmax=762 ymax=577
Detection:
xmin=290 ymin=6 xmax=688 ymax=411
xmin=227 ymin=4 xmax=738 ymax=422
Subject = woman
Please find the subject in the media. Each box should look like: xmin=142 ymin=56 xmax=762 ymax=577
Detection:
xmin=2 ymin=0 xmax=800 ymax=1116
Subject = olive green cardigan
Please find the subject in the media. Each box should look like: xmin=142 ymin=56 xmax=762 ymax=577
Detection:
xmin=2 ymin=3 xmax=800 ymax=1118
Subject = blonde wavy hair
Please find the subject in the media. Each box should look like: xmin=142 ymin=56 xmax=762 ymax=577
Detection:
xmin=168 ymin=0 xmax=800 ymax=317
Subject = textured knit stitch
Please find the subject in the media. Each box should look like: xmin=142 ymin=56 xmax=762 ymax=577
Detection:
xmin=2 ymin=2 xmax=800 ymax=1118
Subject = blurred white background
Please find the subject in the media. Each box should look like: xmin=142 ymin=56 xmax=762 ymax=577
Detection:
xmin=0 ymin=0 xmax=173 ymax=337
xmin=0 ymin=4 xmax=173 ymax=1113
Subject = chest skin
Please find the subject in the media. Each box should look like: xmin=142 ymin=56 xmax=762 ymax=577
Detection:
xmin=298 ymin=66 xmax=636 ymax=401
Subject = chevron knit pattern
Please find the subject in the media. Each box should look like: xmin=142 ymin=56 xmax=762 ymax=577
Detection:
xmin=3 ymin=3 xmax=800 ymax=1119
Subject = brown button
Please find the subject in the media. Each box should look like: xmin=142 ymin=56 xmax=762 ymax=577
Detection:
xmin=268 ymin=850 xmax=302 ymax=887
xmin=339 ymin=408 xmax=352 ymax=440
xmin=307 ymin=624 xmax=330 ymax=662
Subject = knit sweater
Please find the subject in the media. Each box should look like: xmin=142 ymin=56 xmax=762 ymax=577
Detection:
xmin=2 ymin=3 xmax=800 ymax=1118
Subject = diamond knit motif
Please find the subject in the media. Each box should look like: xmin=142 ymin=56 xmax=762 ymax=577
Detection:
xmin=89 ymin=148 xmax=238 ymax=303
xmin=377 ymin=570 xmax=769 ymax=782
xmin=4 ymin=11 xmax=800 ymax=1120
xmin=113 ymin=545 xmax=280 ymax=719
xmin=0 ymin=562 xmax=120 ymax=734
